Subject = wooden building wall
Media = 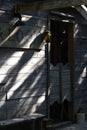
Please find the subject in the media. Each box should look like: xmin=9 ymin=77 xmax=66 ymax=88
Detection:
xmin=74 ymin=23 xmax=87 ymax=114
xmin=50 ymin=65 xmax=71 ymax=104
xmin=0 ymin=11 xmax=48 ymax=120
xmin=0 ymin=48 xmax=47 ymax=120
xmin=0 ymin=8 xmax=87 ymax=121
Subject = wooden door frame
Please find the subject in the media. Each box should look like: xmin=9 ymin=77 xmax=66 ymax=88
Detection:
xmin=48 ymin=18 xmax=74 ymax=121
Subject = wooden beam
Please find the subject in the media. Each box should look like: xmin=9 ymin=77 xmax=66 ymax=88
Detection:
xmin=16 ymin=0 xmax=87 ymax=12
xmin=75 ymin=5 xmax=87 ymax=20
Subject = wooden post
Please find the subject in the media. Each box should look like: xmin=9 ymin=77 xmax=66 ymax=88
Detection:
xmin=45 ymin=43 xmax=50 ymax=118
xmin=68 ymin=22 xmax=74 ymax=121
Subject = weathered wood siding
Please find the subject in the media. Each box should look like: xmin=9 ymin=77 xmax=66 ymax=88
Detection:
xmin=0 ymin=8 xmax=87 ymax=121
xmin=0 ymin=11 xmax=48 ymax=120
xmin=0 ymin=48 xmax=47 ymax=120
xmin=74 ymin=23 xmax=87 ymax=113
xmin=50 ymin=64 xmax=71 ymax=104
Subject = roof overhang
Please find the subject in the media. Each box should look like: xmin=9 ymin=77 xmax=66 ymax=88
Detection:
xmin=1 ymin=0 xmax=87 ymax=13
xmin=14 ymin=0 xmax=87 ymax=12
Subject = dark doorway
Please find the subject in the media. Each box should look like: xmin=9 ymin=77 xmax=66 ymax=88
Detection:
xmin=50 ymin=20 xmax=69 ymax=66
xmin=49 ymin=19 xmax=74 ymax=122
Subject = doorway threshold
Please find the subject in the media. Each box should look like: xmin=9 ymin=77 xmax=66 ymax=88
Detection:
xmin=52 ymin=121 xmax=72 ymax=129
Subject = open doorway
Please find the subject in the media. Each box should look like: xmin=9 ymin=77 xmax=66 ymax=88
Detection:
xmin=49 ymin=19 xmax=74 ymax=122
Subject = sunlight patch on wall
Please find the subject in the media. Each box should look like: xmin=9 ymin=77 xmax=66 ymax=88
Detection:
xmin=22 ymin=15 xmax=32 ymax=22
xmin=78 ymin=67 xmax=86 ymax=85
xmin=1 ymin=58 xmax=21 ymax=67
xmin=0 ymin=27 xmax=20 ymax=47
xmin=37 ymin=94 xmax=45 ymax=104
xmin=81 ymin=5 xmax=87 ymax=12
xmin=74 ymin=24 xmax=79 ymax=38
xmin=18 ymin=57 xmax=45 ymax=74
xmin=6 ymin=56 xmax=45 ymax=100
